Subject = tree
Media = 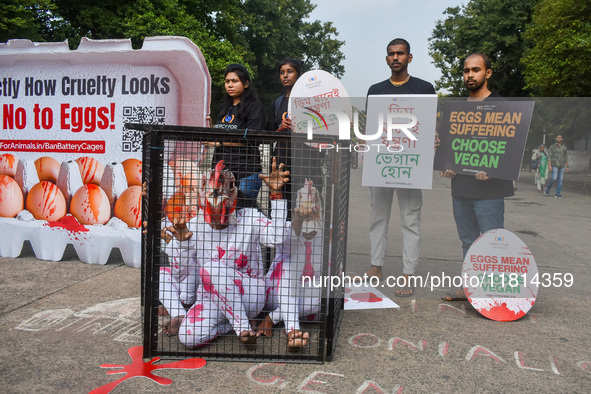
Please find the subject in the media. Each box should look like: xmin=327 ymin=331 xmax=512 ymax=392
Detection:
xmin=429 ymin=0 xmax=536 ymax=97
xmin=179 ymin=0 xmax=345 ymax=110
xmin=0 ymin=0 xmax=59 ymax=42
xmin=522 ymin=0 xmax=591 ymax=97
xmin=48 ymin=0 xmax=247 ymax=85
xmin=3 ymin=0 xmax=345 ymax=117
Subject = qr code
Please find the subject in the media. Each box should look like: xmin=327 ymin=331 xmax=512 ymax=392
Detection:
xmin=122 ymin=106 xmax=166 ymax=152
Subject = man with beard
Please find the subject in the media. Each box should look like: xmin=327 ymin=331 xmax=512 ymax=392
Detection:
xmin=441 ymin=53 xmax=514 ymax=301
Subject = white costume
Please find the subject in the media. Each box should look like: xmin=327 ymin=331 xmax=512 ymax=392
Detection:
xmin=159 ymin=217 xmax=200 ymax=320
xmin=264 ymin=227 xmax=323 ymax=333
xmin=170 ymin=200 xmax=287 ymax=347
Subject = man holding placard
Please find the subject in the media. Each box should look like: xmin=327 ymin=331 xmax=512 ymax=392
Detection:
xmin=364 ymin=38 xmax=436 ymax=297
xmin=439 ymin=54 xmax=515 ymax=300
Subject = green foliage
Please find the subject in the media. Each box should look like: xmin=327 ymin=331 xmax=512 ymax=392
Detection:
xmin=523 ymin=1 xmax=591 ymax=145
xmin=522 ymin=0 xmax=591 ymax=97
xmin=187 ymin=0 xmax=345 ymax=110
xmin=47 ymin=0 xmax=247 ymax=84
xmin=0 ymin=0 xmax=58 ymax=42
xmin=429 ymin=0 xmax=591 ymax=146
xmin=1 ymin=0 xmax=345 ymax=117
xmin=429 ymin=0 xmax=536 ymax=97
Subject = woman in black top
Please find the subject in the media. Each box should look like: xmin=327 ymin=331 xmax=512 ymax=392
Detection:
xmin=269 ymin=59 xmax=323 ymax=198
xmin=212 ymin=63 xmax=265 ymax=202
xmin=268 ymin=58 xmax=303 ymax=131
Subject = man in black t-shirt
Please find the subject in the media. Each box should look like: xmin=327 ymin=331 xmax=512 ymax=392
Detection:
xmin=364 ymin=38 xmax=436 ymax=297
xmin=441 ymin=53 xmax=514 ymax=301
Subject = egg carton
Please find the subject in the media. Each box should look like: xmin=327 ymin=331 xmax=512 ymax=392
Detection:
xmin=1 ymin=156 xmax=141 ymax=267
xmin=0 ymin=212 xmax=140 ymax=267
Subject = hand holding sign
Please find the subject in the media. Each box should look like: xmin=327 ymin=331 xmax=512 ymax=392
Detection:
xmin=434 ymin=100 xmax=535 ymax=180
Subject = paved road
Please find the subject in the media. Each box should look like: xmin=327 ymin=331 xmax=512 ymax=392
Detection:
xmin=1 ymin=168 xmax=590 ymax=393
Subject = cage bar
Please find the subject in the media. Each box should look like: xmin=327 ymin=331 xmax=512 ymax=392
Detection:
xmin=130 ymin=124 xmax=349 ymax=363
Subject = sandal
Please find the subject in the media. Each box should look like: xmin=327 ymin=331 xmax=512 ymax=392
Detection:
xmin=441 ymin=291 xmax=467 ymax=302
xmin=395 ymin=285 xmax=414 ymax=297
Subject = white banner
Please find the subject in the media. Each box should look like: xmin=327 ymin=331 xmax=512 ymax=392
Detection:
xmin=361 ymin=95 xmax=437 ymax=189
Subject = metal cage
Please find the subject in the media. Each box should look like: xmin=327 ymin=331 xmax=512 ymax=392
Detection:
xmin=130 ymin=124 xmax=350 ymax=363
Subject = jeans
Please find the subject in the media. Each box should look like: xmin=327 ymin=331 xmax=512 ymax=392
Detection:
xmin=452 ymin=197 xmax=505 ymax=259
xmin=239 ymin=174 xmax=262 ymax=200
xmin=545 ymin=166 xmax=565 ymax=196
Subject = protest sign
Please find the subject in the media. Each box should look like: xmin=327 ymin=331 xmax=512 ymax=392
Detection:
xmin=288 ymin=70 xmax=351 ymax=146
xmin=361 ymin=95 xmax=437 ymax=189
xmin=434 ymin=100 xmax=535 ymax=180
xmin=0 ymin=37 xmax=210 ymax=267
xmin=462 ymin=229 xmax=539 ymax=322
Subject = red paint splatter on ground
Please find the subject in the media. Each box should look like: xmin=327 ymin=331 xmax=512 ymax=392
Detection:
xmin=90 ymin=346 xmax=206 ymax=394
xmin=45 ymin=214 xmax=89 ymax=233
xmin=350 ymin=292 xmax=383 ymax=303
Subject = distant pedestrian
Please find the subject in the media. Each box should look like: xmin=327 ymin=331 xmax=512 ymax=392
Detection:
xmin=532 ymin=144 xmax=549 ymax=192
xmin=544 ymin=134 xmax=569 ymax=198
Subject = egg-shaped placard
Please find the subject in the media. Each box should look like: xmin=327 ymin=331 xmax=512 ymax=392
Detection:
xmin=164 ymin=191 xmax=198 ymax=223
xmin=462 ymin=228 xmax=539 ymax=322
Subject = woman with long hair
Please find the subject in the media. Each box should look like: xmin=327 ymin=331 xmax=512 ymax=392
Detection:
xmin=211 ymin=63 xmax=266 ymax=202
xmin=268 ymin=58 xmax=304 ymax=131
xmin=269 ymin=58 xmax=323 ymax=200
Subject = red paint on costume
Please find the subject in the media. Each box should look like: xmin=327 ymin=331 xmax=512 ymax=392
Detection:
xmin=234 ymin=279 xmax=245 ymax=295
xmin=199 ymin=267 xmax=217 ymax=295
xmin=217 ymin=246 xmax=226 ymax=259
xmin=234 ymin=253 xmax=248 ymax=269
xmin=187 ymin=304 xmax=205 ymax=324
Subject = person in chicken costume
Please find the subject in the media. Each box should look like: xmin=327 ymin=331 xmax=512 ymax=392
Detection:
xmin=260 ymin=179 xmax=325 ymax=351
xmin=163 ymin=158 xmax=289 ymax=347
